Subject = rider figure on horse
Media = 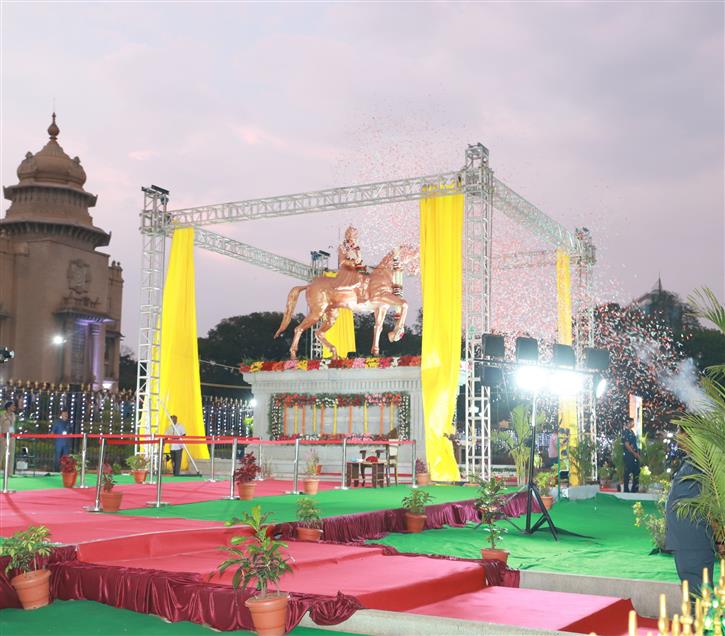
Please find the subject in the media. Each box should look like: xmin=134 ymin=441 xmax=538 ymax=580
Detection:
xmin=336 ymin=226 xmax=368 ymax=303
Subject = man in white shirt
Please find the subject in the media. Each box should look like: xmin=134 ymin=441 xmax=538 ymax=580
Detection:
xmin=164 ymin=415 xmax=186 ymax=476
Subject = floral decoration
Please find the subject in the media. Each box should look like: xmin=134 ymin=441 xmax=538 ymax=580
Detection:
xmin=240 ymin=356 xmax=421 ymax=374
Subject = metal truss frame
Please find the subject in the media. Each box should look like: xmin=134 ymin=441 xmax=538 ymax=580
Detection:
xmin=136 ymin=146 xmax=596 ymax=481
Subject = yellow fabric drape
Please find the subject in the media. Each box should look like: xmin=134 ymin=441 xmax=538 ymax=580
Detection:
xmin=556 ymin=249 xmax=578 ymax=483
xmin=321 ymin=272 xmax=356 ymax=358
xmin=420 ymin=187 xmax=463 ymax=482
xmin=158 ymin=228 xmax=209 ymax=467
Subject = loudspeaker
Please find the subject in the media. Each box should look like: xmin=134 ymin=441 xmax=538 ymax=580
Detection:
xmin=474 ymin=364 xmax=503 ymax=387
xmin=552 ymin=344 xmax=576 ymax=368
xmin=515 ymin=337 xmax=539 ymax=363
xmin=482 ymin=334 xmax=505 ymax=359
xmin=584 ymin=347 xmax=610 ymax=371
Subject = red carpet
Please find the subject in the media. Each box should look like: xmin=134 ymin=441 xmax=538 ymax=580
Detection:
xmin=0 ymin=479 xmax=326 ymax=543
xmin=78 ymin=527 xmax=488 ymax=612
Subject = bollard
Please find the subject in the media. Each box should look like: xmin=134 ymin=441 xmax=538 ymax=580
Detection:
xmin=287 ymin=438 xmax=300 ymax=494
xmin=255 ymin=440 xmax=264 ymax=481
xmin=207 ymin=436 xmax=216 ymax=483
xmin=84 ymin=437 xmax=106 ymax=512
xmin=146 ymin=439 xmax=168 ymax=507
xmin=338 ymin=437 xmax=348 ymax=490
xmin=224 ymin=437 xmax=239 ymax=500
xmin=412 ymin=439 xmax=418 ymax=488
xmin=78 ymin=433 xmax=89 ymax=488
xmin=1 ymin=432 xmax=15 ymax=494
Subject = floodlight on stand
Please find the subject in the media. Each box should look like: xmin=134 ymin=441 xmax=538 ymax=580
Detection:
xmin=482 ymin=334 xmax=505 ymax=360
xmin=593 ymin=373 xmax=608 ymax=399
xmin=250 ymin=399 xmax=257 ymax=408
xmin=515 ymin=337 xmax=539 ymax=363
xmin=552 ymin=344 xmax=576 ymax=368
xmin=584 ymin=347 xmax=610 ymax=371
xmin=516 ymin=365 xmax=546 ymax=392
xmin=548 ymin=370 xmax=585 ymax=396
xmin=52 ymin=335 xmax=66 ymax=346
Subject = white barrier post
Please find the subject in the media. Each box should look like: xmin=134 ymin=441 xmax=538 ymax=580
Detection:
xmin=1 ymin=432 xmax=15 ymax=494
xmin=84 ymin=436 xmax=106 ymax=512
xmin=255 ymin=440 xmax=264 ymax=481
xmin=224 ymin=437 xmax=239 ymax=500
xmin=207 ymin=436 xmax=216 ymax=483
xmin=338 ymin=437 xmax=348 ymax=490
xmin=412 ymin=439 xmax=418 ymax=488
xmin=146 ymin=439 xmax=168 ymax=507
xmin=78 ymin=433 xmax=89 ymax=489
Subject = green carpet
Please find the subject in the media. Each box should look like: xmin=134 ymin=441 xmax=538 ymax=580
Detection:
xmin=0 ymin=600 xmax=362 ymax=635
xmin=7 ymin=474 xmax=204 ymax=491
xmin=370 ymin=494 xmax=721 ymax=584
xmin=117 ymin=484 xmax=472 ymax=524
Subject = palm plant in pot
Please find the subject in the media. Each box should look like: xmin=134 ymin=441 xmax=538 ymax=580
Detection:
xmin=475 ymin=476 xmax=509 ymax=563
xmin=100 ymin=466 xmax=123 ymax=512
xmin=59 ymin=453 xmax=83 ymax=488
xmin=1 ymin=525 xmax=53 ymax=609
xmin=216 ymin=505 xmax=292 ymax=636
xmin=401 ymin=488 xmax=433 ymax=533
xmin=302 ymin=451 xmax=320 ymax=495
xmin=125 ymin=454 xmax=149 ymax=483
xmin=415 ymin=458 xmax=430 ymax=486
xmin=534 ymin=469 xmax=556 ymax=510
xmin=296 ymin=496 xmax=323 ymax=541
xmin=235 ymin=453 xmax=260 ymax=500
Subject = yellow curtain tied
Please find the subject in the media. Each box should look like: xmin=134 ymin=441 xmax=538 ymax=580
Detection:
xmin=322 ymin=272 xmax=356 ymax=359
xmin=420 ymin=187 xmax=463 ymax=482
xmin=158 ymin=228 xmax=209 ymax=468
xmin=556 ymin=249 xmax=578 ymax=483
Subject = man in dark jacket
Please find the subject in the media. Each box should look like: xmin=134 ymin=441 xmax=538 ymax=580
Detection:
xmin=622 ymin=417 xmax=641 ymax=493
xmin=51 ymin=409 xmax=71 ymax=471
xmin=665 ymin=459 xmax=716 ymax=596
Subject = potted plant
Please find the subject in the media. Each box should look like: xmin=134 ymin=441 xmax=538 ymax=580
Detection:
xmin=401 ymin=488 xmax=433 ymax=533
xmin=234 ymin=452 xmax=259 ymax=500
xmin=1 ymin=525 xmax=53 ymax=609
xmin=59 ymin=454 xmax=82 ymax=488
xmin=216 ymin=505 xmax=292 ymax=636
xmin=100 ymin=467 xmax=123 ymax=512
xmin=302 ymin=451 xmax=320 ymax=496
xmin=475 ymin=476 xmax=509 ymax=563
xmin=599 ymin=462 xmax=615 ymax=489
xmin=534 ymin=469 xmax=555 ymax=510
xmin=296 ymin=496 xmax=323 ymax=541
xmin=126 ymin=454 xmax=149 ymax=483
xmin=638 ymin=465 xmax=653 ymax=493
xmin=415 ymin=458 xmax=430 ymax=486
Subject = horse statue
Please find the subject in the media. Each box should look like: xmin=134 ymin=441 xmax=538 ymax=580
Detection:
xmin=274 ymin=244 xmax=419 ymax=359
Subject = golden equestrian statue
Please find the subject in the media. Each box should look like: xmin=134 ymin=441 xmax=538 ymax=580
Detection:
xmin=274 ymin=227 xmax=419 ymax=359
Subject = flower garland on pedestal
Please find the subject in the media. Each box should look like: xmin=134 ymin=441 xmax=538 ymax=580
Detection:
xmin=240 ymin=355 xmax=421 ymax=374
xmin=268 ymin=392 xmax=410 ymax=440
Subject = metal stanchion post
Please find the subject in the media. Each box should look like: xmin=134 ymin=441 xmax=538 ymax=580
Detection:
xmin=412 ymin=439 xmax=418 ymax=488
xmin=146 ymin=440 xmax=168 ymax=507
xmin=286 ymin=438 xmax=300 ymax=494
xmin=337 ymin=437 xmax=348 ymax=490
xmin=207 ymin=436 xmax=216 ymax=483
xmin=78 ymin=433 xmax=89 ymax=489
xmin=224 ymin=437 xmax=239 ymax=500
xmin=84 ymin=437 xmax=106 ymax=512
xmin=1 ymin=432 xmax=15 ymax=494
xmin=255 ymin=440 xmax=263 ymax=481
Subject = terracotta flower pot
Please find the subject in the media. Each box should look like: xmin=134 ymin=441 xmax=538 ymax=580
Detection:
xmin=61 ymin=471 xmax=77 ymax=488
xmin=11 ymin=569 xmax=51 ymax=610
xmin=132 ymin=470 xmax=147 ymax=484
xmin=404 ymin=512 xmax=426 ymax=533
xmin=244 ymin=592 xmax=289 ymax=636
xmin=415 ymin=472 xmax=430 ymax=486
xmin=100 ymin=490 xmax=123 ymax=512
xmin=481 ymin=548 xmax=509 ymax=564
xmin=296 ymin=527 xmax=323 ymax=542
xmin=237 ymin=481 xmax=257 ymax=500
xmin=541 ymin=495 xmax=554 ymax=510
xmin=302 ymin=478 xmax=319 ymax=496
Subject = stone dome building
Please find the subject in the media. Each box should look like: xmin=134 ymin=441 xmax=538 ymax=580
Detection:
xmin=0 ymin=114 xmax=124 ymax=389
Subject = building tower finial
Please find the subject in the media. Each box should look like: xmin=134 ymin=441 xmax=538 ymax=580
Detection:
xmin=48 ymin=112 xmax=59 ymax=140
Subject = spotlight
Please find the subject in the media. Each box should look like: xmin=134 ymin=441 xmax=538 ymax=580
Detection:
xmin=552 ymin=344 xmax=576 ymax=368
xmin=52 ymin=335 xmax=66 ymax=346
xmin=250 ymin=399 xmax=257 ymax=408
xmin=0 ymin=347 xmax=14 ymax=364
xmin=548 ymin=370 xmax=584 ymax=396
xmin=516 ymin=366 xmax=546 ymax=392
xmin=593 ymin=373 xmax=608 ymax=399
xmin=515 ymin=337 xmax=539 ymax=363
xmin=584 ymin=347 xmax=610 ymax=371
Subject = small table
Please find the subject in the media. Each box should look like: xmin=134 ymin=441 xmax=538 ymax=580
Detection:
xmin=346 ymin=461 xmax=386 ymax=488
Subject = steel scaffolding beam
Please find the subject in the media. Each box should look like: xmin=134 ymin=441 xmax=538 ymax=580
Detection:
xmin=462 ymin=143 xmax=494 ymax=480
xmin=194 ymin=228 xmax=314 ymax=281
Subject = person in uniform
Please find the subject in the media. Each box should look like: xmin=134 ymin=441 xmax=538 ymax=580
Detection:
xmin=622 ymin=416 xmax=641 ymax=493
xmin=164 ymin=415 xmax=186 ymax=476
xmin=51 ymin=409 xmax=72 ymax=471
xmin=0 ymin=401 xmax=17 ymax=472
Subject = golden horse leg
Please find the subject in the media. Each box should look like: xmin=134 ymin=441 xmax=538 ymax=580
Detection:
xmin=381 ymin=293 xmax=408 ymax=342
xmin=371 ymin=305 xmax=388 ymax=356
xmin=290 ymin=308 xmax=324 ymax=360
xmin=315 ymin=308 xmax=340 ymax=359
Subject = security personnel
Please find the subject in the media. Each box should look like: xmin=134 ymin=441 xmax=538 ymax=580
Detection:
xmin=622 ymin=416 xmax=640 ymax=493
